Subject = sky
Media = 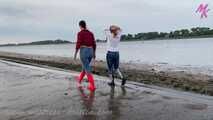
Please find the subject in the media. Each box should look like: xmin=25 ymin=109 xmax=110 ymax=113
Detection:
xmin=0 ymin=0 xmax=212 ymax=44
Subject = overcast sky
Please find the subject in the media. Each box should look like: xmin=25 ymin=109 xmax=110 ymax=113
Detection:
xmin=0 ymin=0 xmax=212 ymax=44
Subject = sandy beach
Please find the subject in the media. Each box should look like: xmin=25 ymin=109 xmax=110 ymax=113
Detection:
xmin=0 ymin=51 xmax=213 ymax=95
xmin=0 ymin=59 xmax=213 ymax=120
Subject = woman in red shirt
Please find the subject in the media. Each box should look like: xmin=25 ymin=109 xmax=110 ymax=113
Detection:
xmin=74 ymin=20 xmax=96 ymax=91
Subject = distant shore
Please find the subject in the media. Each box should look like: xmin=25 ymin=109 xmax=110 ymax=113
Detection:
xmin=1 ymin=26 xmax=213 ymax=47
xmin=121 ymin=27 xmax=213 ymax=41
xmin=122 ymin=34 xmax=213 ymax=42
xmin=0 ymin=51 xmax=212 ymax=96
xmin=0 ymin=39 xmax=73 ymax=47
xmin=1 ymin=36 xmax=213 ymax=47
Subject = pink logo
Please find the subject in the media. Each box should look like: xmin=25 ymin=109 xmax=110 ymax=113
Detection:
xmin=196 ymin=3 xmax=210 ymax=18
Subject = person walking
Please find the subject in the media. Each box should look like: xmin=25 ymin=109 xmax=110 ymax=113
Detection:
xmin=74 ymin=20 xmax=96 ymax=91
xmin=104 ymin=25 xmax=126 ymax=87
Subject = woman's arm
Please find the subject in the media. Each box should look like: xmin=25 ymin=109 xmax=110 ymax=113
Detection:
xmin=104 ymin=29 xmax=110 ymax=35
xmin=92 ymin=33 xmax=96 ymax=59
xmin=104 ymin=29 xmax=110 ymax=41
xmin=74 ymin=49 xmax=79 ymax=60
xmin=74 ymin=32 xmax=82 ymax=60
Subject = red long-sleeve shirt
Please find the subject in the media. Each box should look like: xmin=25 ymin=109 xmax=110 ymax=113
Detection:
xmin=76 ymin=30 xmax=96 ymax=51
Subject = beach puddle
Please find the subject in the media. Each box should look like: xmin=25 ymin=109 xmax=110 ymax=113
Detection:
xmin=183 ymin=103 xmax=208 ymax=110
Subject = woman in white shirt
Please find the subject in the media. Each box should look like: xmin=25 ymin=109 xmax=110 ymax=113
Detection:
xmin=104 ymin=25 xmax=126 ymax=87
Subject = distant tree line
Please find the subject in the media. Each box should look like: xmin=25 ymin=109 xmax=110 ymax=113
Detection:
xmin=1 ymin=27 xmax=213 ymax=47
xmin=0 ymin=39 xmax=73 ymax=47
xmin=121 ymin=27 xmax=213 ymax=41
xmin=28 ymin=39 xmax=71 ymax=45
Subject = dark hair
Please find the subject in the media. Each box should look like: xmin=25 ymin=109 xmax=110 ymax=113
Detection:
xmin=79 ymin=20 xmax=86 ymax=29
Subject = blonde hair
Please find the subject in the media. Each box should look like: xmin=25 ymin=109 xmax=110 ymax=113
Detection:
xmin=110 ymin=25 xmax=118 ymax=38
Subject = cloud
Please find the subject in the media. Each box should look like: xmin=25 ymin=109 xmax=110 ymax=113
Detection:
xmin=0 ymin=0 xmax=213 ymax=44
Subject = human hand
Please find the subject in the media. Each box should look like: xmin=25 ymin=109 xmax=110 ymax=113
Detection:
xmin=74 ymin=53 xmax=77 ymax=60
xmin=93 ymin=53 xmax=96 ymax=59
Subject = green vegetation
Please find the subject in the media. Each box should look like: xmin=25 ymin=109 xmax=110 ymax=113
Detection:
xmin=0 ymin=39 xmax=106 ymax=47
xmin=26 ymin=39 xmax=72 ymax=45
xmin=0 ymin=39 xmax=73 ymax=47
xmin=121 ymin=27 xmax=213 ymax=41
xmin=1 ymin=27 xmax=213 ymax=47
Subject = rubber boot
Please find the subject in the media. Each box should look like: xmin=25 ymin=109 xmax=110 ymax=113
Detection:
xmin=108 ymin=74 xmax=115 ymax=87
xmin=116 ymin=69 xmax=124 ymax=79
xmin=87 ymin=73 xmax=96 ymax=91
xmin=116 ymin=69 xmax=126 ymax=87
xmin=76 ymin=71 xmax=86 ymax=87
xmin=121 ymin=78 xmax=127 ymax=87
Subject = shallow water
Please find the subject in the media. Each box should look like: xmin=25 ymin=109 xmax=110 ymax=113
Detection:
xmin=0 ymin=38 xmax=213 ymax=67
xmin=1 ymin=60 xmax=213 ymax=120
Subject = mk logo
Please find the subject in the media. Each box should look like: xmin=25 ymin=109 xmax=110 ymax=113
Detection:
xmin=196 ymin=3 xmax=210 ymax=18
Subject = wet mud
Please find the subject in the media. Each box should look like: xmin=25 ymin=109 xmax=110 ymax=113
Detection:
xmin=0 ymin=60 xmax=213 ymax=120
xmin=0 ymin=51 xmax=213 ymax=95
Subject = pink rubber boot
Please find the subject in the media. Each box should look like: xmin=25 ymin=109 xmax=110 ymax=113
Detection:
xmin=86 ymin=73 xmax=96 ymax=91
xmin=76 ymin=71 xmax=86 ymax=87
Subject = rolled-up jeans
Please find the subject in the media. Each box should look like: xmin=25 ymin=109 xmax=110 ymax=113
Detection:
xmin=80 ymin=47 xmax=93 ymax=73
xmin=106 ymin=51 xmax=119 ymax=74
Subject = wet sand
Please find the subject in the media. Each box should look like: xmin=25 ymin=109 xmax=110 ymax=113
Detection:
xmin=0 ymin=51 xmax=213 ymax=95
xmin=0 ymin=60 xmax=213 ymax=120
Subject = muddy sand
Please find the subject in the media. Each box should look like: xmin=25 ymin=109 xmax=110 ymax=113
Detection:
xmin=0 ymin=60 xmax=213 ymax=120
xmin=0 ymin=51 xmax=213 ymax=95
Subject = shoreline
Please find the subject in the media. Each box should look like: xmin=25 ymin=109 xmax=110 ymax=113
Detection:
xmin=1 ymin=37 xmax=213 ymax=47
xmin=122 ymin=35 xmax=213 ymax=42
xmin=0 ymin=51 xmax=212 ymax=95
xmin=1 ymin=59 xmax=213 ymax=120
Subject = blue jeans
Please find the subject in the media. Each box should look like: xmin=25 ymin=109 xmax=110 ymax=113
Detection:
xmin=80 ymin=47 xmax=93 ymax=73
xmin=106 ymin=51 xmax=119 ymax=74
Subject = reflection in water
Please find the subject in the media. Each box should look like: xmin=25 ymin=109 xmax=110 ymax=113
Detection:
xmin=64 ymin=78 xmax=73 ymax=96
xmin=107 ymin=87 xmax=127 ymax=120
xmin=65 ymin=79 xmax=96 ymax=119
xmin=78 ymin=87 xmax=96 ymax=120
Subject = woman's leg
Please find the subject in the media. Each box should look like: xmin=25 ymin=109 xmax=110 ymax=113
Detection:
xmin=84 ymin=48 xmax=96 ymax=91
xmin=86 ymin=73 xmax=96 ymax=91
xmin=116 ymin=69 xmax=123 ymax=79
xmin=107 ymin=52 xmax=115 ymax=86
xmin=79 ymin=71 xmax=86 ymax=81
xmin=76 ymin=71 xmax=86 ymax=86
xmin=114 ymin=52 xmax=122 ymax=79
xmin=114 ymin=52 xmax=126 ymax=86
xmin=76 ymin=48 xmax=87 ymax=87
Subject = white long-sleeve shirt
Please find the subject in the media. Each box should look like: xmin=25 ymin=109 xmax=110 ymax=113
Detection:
xmin=105 ymin=30 xmax=122 ymax=52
